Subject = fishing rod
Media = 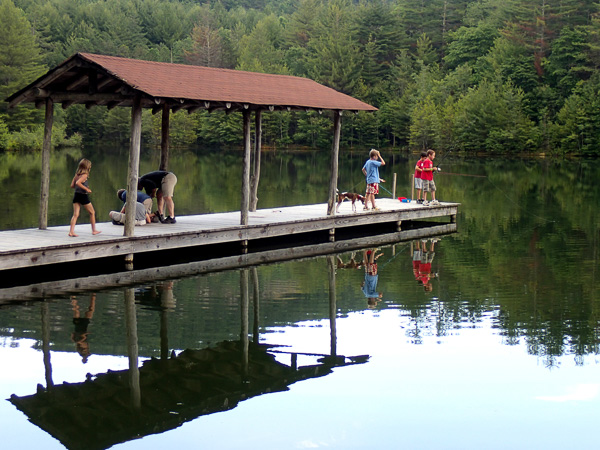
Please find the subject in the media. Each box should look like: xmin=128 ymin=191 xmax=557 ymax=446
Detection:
xmin=435 ymin=171 xmax=487 ymax=178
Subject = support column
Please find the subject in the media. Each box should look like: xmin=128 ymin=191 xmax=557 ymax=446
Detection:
xmin=251 ymin=267 xmax=260 ymax=343
xmin=39 ymin=99 xmax=53 ymax=230
xmin=125 ymin=95 xmax=143 ymax=243
xmin=240 ymin=268 xmax=250 ymax=382
xmin=125 ymin=287 xmax=141 ymax=409
xmin=327 ymin=255 xmax=337 ymax=357
xmin=159 ymin=104 xmax=170 ymax=171
xmin=250 ymin=110 xmax=262 ymax=212
xmin=241 ymin=110 xmax=252 ymax=227
xmin=327 ymin=111 xmax=342 ymax=216
xmin=41 ymin=301 xmax=53 ymax=390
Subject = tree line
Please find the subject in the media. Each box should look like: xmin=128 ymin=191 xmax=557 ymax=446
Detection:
xmin=2 ymin=0 xmax=600 ymax=155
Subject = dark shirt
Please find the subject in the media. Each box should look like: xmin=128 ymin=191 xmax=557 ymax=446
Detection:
xmin=138 ymin=171 xmax=168 ymax=195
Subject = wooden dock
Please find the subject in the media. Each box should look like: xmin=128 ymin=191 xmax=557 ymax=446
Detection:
xmin=0 ymin=199 xmax=458 ymax=272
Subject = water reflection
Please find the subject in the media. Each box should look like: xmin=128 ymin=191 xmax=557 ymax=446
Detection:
xmin=8 ymin=252 xmax=372 ymax=450
xmin=2 ymin=222 xmax=598 ymax=449
xmin=70 ymin=294 xmax=96 ymax=364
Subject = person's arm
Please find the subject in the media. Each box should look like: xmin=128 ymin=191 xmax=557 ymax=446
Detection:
xmin=378 ymin=151 xmax=385 ymax=166
xmin=75 ymin=174 xmax=91 ymax=193
xmin=362 ymin=166 xmax=367 ymax=176
xmin=70 ymin=176 xmax=77 ymax=189
xmin=145 ymin=212 xmax=151 ymax=223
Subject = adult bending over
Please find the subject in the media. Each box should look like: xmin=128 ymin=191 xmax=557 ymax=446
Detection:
xmin=138 ymin=170 xmax=178 ymax=223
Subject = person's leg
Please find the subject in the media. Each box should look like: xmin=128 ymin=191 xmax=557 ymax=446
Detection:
xmin=69 ymin=203 xmax=81 ymax=236
xmin=156 ymin=191 xmax=164 ymax=217
xmin=83 ymin=203 xmax=101 ymax=234
xmin=109 ymin=210 xmax=126 ymax=223
xmin=164 ymin=196 xmax=175 ymax=218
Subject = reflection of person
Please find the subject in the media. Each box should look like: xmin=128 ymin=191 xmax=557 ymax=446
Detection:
xmin=361 ymin=249 xmax=383 ymax=308
xmin=69 ymin=158 xmax=101 ymax=237
xmin=362 ymin=149 xmax=385 ymax=211
xmin=138 ymin=170 xmax=178 ymax=223
xmin=422 ymin=149 xmax=440 ymax=206
xmin=336 ymin=252 xmax=362 ymax=270
xmin=71 ymin=294 xmax=96 ymax=363
xmin=109 ymin=189 xmax=152 ymax=225
xmin=416 ymin=239 xmax=438 ymax=292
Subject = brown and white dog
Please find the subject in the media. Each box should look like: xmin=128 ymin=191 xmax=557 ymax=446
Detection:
xmin=336 ymin=191 xmax=366 ymax=212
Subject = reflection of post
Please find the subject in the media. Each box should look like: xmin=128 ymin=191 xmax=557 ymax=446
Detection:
xmin=327 ymin=255 xmax=337 ymax=357
xmin=160 ymin=307 xmax=168 ymax=360
xmin=240 ymin=269 xmax=250 ymax=381
xmin=124 ymin=288 xmax=141 ymax=409
xmin=41 ymin=302 xmax=54 ymax=390
xmin=251 ymin=267 xmax=260 ymax=343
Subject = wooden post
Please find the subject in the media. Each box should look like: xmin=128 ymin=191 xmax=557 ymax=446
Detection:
xmin=125 ymin=95 xmax=142 ymax=243
xmin=39 ymin=99 xmax=53 ymax=230
xmin=327 ymin=255 xmax=337 ymax=357
xmin=125 ymin=287 xmax=141 ymax=409
xmin=159 ymin=104 xmax=170 ymax=171
xmin=41 ymin=301 xmax=53 ymax=390
xmin=240 ymin=268 xmax=250 ymax=382
xmin=241 ymin=110 xmax=252 ymax=226
xmin=327 ymin=111 xmax=342 ymax=216
xmin=250 ymin=110 xmax=262 ymax=212
xmin=392 ymin=173 xmax=397 ymax=199
xmin=251 ymin=267 xmax=260 ymax=343
xmin=411 ymin=174 xmax=415 ymax=201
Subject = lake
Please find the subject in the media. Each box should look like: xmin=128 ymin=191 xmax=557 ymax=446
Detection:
xmin=1 ymin=147 xmax=599 ymax=449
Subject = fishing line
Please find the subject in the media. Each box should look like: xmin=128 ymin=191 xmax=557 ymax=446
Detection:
xmin=379 ymin=242 xmax=411 ymax=270
xmin=484 ymin=176 xmax=555 ymax=224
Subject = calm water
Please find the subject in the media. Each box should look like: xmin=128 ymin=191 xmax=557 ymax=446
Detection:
xmin=1 ymin=147 xmax=599 ymax=449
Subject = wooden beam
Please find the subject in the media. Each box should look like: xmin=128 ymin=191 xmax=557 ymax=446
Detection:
xmin=187 ymin=105 xmax=203 ymax=114
xmin=241 ymin=109 xmax=252 ymax=226
xmin=160 ymin=104 xmax=170 ymax=171
xmin=46 ymin=92 xmax=127 ymax=104
xmin=66 ymin=74 xmax=88 ymax=91
xmin=7 ymin=58 xmax=80 ymax=108
xmin=39 ymin=99 xmax=53 ymax=230
xmin=250 ymin=110 xmax=262 ymax=212
xmin=97 ymin=75 xmax=113 ymax=90
xmin=327 ymin=111 xmax=342 ymax=216
xmin=125 ymin=95 xmax=142 ymax=240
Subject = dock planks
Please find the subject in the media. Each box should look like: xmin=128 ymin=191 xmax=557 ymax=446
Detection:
xmin=0 ymin=199 xmax=458 ymax=271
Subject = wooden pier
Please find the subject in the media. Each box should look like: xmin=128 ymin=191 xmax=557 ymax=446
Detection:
xmin=0 ymin=199 xmax=458 ymax=272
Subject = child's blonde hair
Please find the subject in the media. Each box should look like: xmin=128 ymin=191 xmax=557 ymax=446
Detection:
xmin=369 ymin=148 xmax=378 ymax=158
xmin=75 ymin=159 xmax=92 ymax=176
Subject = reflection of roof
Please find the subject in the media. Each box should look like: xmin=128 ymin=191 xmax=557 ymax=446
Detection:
xmin=6 ymin=53 xmax=377 ymax=113
xmin=10 ymin=340 xmax=368 ymax=450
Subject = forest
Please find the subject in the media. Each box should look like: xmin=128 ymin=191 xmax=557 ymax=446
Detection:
xmin=2 ymin=0 xmax=600 ymax=155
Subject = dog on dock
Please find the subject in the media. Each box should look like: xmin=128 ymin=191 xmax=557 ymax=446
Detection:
xmin=336 ymin=191 xmax=366 ymax=213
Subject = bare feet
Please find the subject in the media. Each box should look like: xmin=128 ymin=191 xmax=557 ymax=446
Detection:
xmin=92 ymin=230 xmax=102 ymax=235
xmin=68 ymin=233 xmax=78 ymax=237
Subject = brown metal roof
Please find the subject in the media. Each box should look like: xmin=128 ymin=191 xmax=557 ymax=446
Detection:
xmin=6 ymin=52 xmax=377 ymax=113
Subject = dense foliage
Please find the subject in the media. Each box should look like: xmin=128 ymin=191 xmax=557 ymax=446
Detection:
xmin=2 ymin=0 xmax=600 ymax=154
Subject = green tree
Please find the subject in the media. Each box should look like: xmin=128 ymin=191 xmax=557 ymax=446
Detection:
xmin=0 ymin=0 xmax=46 ymax=131
xmin=305 ymin=0 xmax=361 ymax=94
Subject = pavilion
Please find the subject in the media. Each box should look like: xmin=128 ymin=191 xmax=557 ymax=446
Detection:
xmin=6 ymin=53 xmax=377 ymax=237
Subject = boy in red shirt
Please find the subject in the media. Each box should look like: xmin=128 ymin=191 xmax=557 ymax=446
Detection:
xmin=414 ymin=152 xmax=427 ymax=204
xmin=421 ymin=149 xmax=440 ymax=206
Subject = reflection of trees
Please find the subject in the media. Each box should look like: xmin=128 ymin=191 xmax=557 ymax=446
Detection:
xmin=1 ymin=152 xmax=598 ymax=362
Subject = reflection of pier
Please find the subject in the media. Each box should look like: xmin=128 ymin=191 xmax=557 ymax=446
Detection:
xmin=0 ymin=199 xmax=457 ymax=272
xmin=11 ymin=341 xmax=365 ymax=450
xmin=9 ymin=260 xmax=367 ymax=450
xmin=0 ymin=222 xmax=456 ymax=302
